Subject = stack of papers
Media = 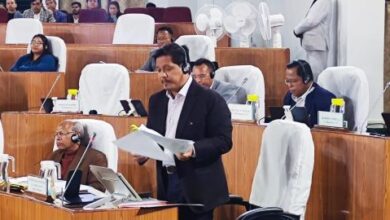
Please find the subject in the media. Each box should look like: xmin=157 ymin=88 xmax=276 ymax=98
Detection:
xmin=113 ymin=125 xmax=194 ymax=162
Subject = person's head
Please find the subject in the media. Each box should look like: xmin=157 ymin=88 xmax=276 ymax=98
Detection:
xmin=146 ymin=2 xmax=156 ymax=8
xmin=285 ymin=60 xmax=314 ymax=97
xmin=6 ymin=0 xmax=17 ymax=12
xmin=30 ymin=34 xmax=51 ymax=57
xmin=55 ymin=120 xmax=84 ymax=152
xmin=108 ymin=1 xmax=120 ymax=17
xmin=191 ymin=58 xmax=215 ymax=88
xmin=153 ymin=43 xmax=191 ymax=94
xmin=45 ymin=0 xmax=57 ymax=11
xmin=30 ymin=0 xmax=42 ymax=14
xmin=156 ymin=26 xmax=174 ymax=47
xmin=71 ymin=1 xmax=81 ymax=15
xmin=86 ymin=0 xmax=100 ymax=9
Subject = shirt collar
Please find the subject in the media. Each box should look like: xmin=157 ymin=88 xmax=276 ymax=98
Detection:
xmin=291 ymin=82 xmax=315 ymax=102
xmin=166 ymin=76 xmax=192 ymax=100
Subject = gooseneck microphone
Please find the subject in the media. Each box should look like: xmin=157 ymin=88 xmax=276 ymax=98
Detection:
xmin=62 ymin=132 xmax=97 ymax=198
xmin=226 ymin=77 xmax=249 ymax=104
xmin=358 ymin=81 xmax=390 ymax=133
xmin=39 ymin=73 xmax=62 ymax=113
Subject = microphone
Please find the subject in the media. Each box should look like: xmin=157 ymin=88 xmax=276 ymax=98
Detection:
xmin=0 ymin=64 xmax=4 ymax=72
xmin=62 ymin=132 xmax=97 ymax=199
xmin=226 ymin=77 xmax=249 ymax=103
xmin=358 ymin=81 xmax=390 ymax=133
xmin=39 ymin=73 xmax=62 ymax=113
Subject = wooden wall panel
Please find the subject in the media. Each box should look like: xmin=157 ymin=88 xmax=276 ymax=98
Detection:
xmin=0 ymin=23 xmax=229 ymax=47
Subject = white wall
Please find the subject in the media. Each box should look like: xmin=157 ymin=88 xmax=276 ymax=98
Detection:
xmin=164 ymin=0 xmax=385 ymax=121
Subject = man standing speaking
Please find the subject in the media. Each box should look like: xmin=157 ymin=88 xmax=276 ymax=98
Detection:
xmin=135 ymin=43 xmax=232 ymax=220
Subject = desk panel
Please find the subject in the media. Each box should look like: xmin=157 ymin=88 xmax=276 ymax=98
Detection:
xmin=0 ymin=72 xmax=65 ymax=113
xmin=0 ymin=192 xmax=177 ymax=220
xmin=0 ymin=23 xmax=229 ymax=47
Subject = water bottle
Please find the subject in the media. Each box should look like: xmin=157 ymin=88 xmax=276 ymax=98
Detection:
xmin=247 ymin=94 xmax=259 ymax=121
xmin=0 ymin=154 xmax=15 ymax=193
xmin=67 ymin=89 xmax=78 ymax=100
xmin=39 ymin=160 xmax=61 ymax=199
xmin=330 ymin=98 xmax=345 ymax=113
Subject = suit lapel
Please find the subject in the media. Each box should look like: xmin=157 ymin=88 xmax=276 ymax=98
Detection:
xmin=66 ymin=146 xmax=85 ymax=177
xmin=157 ymin=93 xmax=169 ymax=136
xmin=176 ymin=81 xmax=199 ymax=138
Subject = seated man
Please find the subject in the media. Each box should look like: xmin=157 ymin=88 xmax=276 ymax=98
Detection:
xmin=45 ymin=0 xmax=67 ymax=22
xmin=49 ymin=120 xmax=107 ymax=191
xmin=23 ymin=0 xmax=55 ymax=22
xmin=137 ymin=26 xmax=174 ymax=73
xmin=86 ymin=0 xmax=100 ymax=9
xmin=283 ymin=60 xmax=335 ymax=127
xmin=67 ymin=1 xmax=80 ymax=23
xmin=191 ymin=58 xmax=247 ymax=104
xmin=6 ymin=0 xmax=23 ymax=20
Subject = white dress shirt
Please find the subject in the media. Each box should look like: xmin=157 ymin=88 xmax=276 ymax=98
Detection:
xmin=291 ymin=82 xmax=314 ymax=107
xmin=163 ymin=76 xmax=193 ymax=166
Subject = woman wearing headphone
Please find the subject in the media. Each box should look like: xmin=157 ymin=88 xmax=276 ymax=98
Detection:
xmin=10 ymin=34 xmax=59 ymax=72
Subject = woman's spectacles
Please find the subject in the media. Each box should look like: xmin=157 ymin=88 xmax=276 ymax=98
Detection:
xmin=31 ymin=40 xmax=44 ymax=45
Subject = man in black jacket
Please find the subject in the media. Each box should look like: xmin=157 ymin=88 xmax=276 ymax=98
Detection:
xmin=135 ymin=43 xmax=232 ymax=220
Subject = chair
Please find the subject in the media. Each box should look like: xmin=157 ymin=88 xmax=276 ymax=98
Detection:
xmin=175 ymin=35 xmax=216 ymax=62
xmin=317 ymin=66 xmax=369 ymax=131
xmin=162 ymin=7 xmax=192 ymax=22
xmin=147 ymin=7 xmax=164 ymax=22
xmin=214 ymin=65 xmax=265 ymax=120
xmin=123 ymin=7 xmax=150 ymax=15
xmin=5 ymin=18 xmax=43 ymax=44
xmin=78 ymin=63 xmax=130 ymax=116
xmin=79 ymin=9 xmax=108 ymax=23
xmin=245 ymin=119 xmax=314 ymax=220
xmin=237 ymin=207 xmax=298 ymax=220
xmin=112 ymin=14 xmax=155 ymax=44
xmin=26 ymin=36 xmax=67 ymax=72
xmin=0 ymin=9 xmax=7 ymax=23
xmin=53 ymin=119 xmax=118 ymax=171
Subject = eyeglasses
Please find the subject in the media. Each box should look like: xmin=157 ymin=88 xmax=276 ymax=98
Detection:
xmin=31 ymin=40 xmax=43 ymax=45
xmin=191 ymin=73 xmax=208 ymax=80
xmin=54 ymin=131 xmax=74 ymax=137
xmin=284 ymin=79 xmax=301 ymax=85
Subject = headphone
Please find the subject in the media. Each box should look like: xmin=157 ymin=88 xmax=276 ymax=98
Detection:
xmin=71 ymin=133 xmax=80 ymax=143
xmin=179 ymin=45 xmax=191 ymax=74
xmin=296 ymin=60 xmax=313 ymax=84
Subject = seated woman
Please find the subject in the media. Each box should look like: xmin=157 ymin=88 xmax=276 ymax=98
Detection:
xmin=10 ymin=34 xmax=58 ymax=72
xmin=107 ymin=1 xmax=122 ymax=23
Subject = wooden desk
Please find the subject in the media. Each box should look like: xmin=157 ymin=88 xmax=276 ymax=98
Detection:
xmin=0 ymin=72 xmax=65 ymax=113
xmin=0 ymin=23 xmax=229 ymax=47
xmin=0 ymin=192 xmax=177 ymax=220
xmin=0 ymin=45 xmax=288 ymax=108
xmin=2 ymin=112 xmax=390 ymax=220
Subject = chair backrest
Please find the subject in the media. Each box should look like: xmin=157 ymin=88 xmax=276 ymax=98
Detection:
xmin=26 ymin=36 xmax=67 ymax=72
xmin=79 ymin=63 xmax=130 ymax=116
xmin=175 ymin=35 xmax=216 ymax=62
xmin=162 ymin=7 xmax=192 ymax=22
xmin=79 ymin=9 xmax=108 ymax=23
xmin=53 ymin=119 xmax=118 ymax=171
xmin=0 ymin=9 xmax=7 ymax=23
xmin=215 ymin=65 xmax=265 ymax=119
xmin=112 ymin=14 xmax=155 ymax=44
xmin=317 ymin=66 xmax=369 ymax=131
xmin=237 ymin=207 xmax=298 ymax=220
xmin=249 ymin=120 xmax=314 ymax=218
xmin=5 ymin=18 xmax=43 ymax=44
xmin=148 ymin=7 xmax=164 ymax=22
xmin=123 ymin=7 xmax=150 ymax=15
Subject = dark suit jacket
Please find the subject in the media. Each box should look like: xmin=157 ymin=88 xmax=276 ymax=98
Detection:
xmin=147 ymin=80 xmax=233 ymax=213
xmin=50 ymin=145 xmax=107 ymax=192
xmin=284 ymin=82 xmax=335 ymax=127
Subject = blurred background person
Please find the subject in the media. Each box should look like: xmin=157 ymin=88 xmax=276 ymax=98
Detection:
xmin=45 ymin=0 xmax=67 ymax=22
xmin=67 ymin=1 xmax=81 ymax=23
xmin=107 ymin=1 xmax=121 ymax=23
xmin=86 ymin=0 xmax=100 ymax=9
xmin=6 ymin=0 xmax=23 ymax=20
xmin=23 ymin=0 xmax=55 ymax=22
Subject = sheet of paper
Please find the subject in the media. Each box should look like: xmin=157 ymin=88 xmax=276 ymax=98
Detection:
xmin=114 ymin=131 xmax=172 ymax=162
xmin=138 ymin=125 xmax=194 ymax=154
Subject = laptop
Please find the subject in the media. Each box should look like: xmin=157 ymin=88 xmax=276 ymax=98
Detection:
xmin=89 ymin=165 xmax=142 ymax=202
